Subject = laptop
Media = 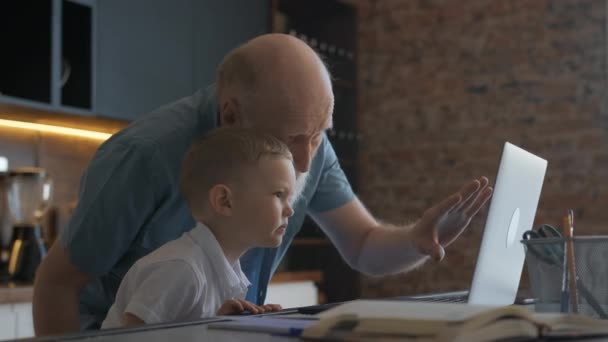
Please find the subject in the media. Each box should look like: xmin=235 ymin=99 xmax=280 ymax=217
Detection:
xmin=289 ymin=142 xmax=548 ymax=315
xmin=399 ymin=142 xmax=548 ymax=306
xmin=255 ymin=142 xmax=548 ymax=316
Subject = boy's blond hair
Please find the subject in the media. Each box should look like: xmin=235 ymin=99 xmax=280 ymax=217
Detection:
xmin=180 ymin=128 xmax=293 ymax=216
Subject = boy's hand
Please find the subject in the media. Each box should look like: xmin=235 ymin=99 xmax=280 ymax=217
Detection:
xmin=217 ymin=299 xmax=282 ymax=315
xmin=122 ymin=312 xmax=145 ymax=327
xmin=261 ymin=303 xmax=282 ymax=311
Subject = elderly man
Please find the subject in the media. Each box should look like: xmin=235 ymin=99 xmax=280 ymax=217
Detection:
xmin=33 ymin=33 xmax=492 ymax=335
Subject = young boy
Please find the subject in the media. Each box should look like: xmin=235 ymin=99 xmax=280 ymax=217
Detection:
xmin=101 ymin=128 xmax=296 ymax=328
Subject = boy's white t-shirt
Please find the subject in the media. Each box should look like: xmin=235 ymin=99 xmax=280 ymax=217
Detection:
xmin=101 ymin=222 xmax=251 ymax=329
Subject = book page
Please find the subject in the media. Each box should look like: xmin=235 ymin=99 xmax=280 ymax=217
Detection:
xmin=438 ymin=319 xmax=538 ymax=342
xmin=313 ymin=300 xmax=608 ymax=340
xmin=541 ymin=314 xmax=608 ymax=338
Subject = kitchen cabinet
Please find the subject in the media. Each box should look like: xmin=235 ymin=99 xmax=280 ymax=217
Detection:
xmin=99 ymin=0 xmax=269 ymax=121
xmin=268 ymin=271 xmax=323 ymax=308
xmin=1 ymin=0 xmax=269 ymax=121
xmin=0 ymin=0 xmax=93 ymax=116
xmin=191 ymin=0 xmax=269 ymax=92
xmin=266 ymin=281 xmax=318 ymax=308
xmin=0 ymin=305 xmax=17 ymax=340
xmin=95 ymin=0 xmax=194 ymax=120
xmin=0 ymin=302 xmax=34 ymax=340
xmin=0 ymin=1 xmax=53 ymax=106
xmin=271 ymin=0 xmax=360 ymax=303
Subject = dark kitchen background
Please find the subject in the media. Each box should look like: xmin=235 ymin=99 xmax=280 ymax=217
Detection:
xmin=0 ymin=0 xmax=607 ymax=338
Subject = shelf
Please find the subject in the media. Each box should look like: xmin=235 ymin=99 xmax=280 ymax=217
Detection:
xmin=333 ymin=79 xmax=356 ymax=89
xmin=271 ymin=0 xmax=360 ymax=304
xmin=0 ymin=102 xmax=127 ymax=133
xmin=292 ymin=238 xmax=331 ymax=246
xmin=271 ymin=270 xmax=323 ymax=284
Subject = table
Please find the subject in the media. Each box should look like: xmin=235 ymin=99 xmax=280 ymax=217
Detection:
xmin=16 ymin=292 xmax=565 ymax=342
xmin=27 ymin=314 xmax=305 ymax=342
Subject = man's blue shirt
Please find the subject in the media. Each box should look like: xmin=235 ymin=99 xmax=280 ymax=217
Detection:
xmin=60 ymin=88 xmax=354 ymax=330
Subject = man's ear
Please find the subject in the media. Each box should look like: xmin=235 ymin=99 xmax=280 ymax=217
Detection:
xmin=219 ymin=98 xmax=242 ymax=127
xmin=208 ymin=184 xmax=233 ymax=216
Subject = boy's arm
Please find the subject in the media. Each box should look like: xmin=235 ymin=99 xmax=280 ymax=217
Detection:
xmin=122 ymin=313 xmax=145 ymax=327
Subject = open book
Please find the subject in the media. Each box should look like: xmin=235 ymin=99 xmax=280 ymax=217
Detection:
xmin=301 ymin=300 xmax=608 ymax=341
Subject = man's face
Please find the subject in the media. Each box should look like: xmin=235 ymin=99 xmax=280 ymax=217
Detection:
xmin=242 ymin=92 xmax=334 ymax=175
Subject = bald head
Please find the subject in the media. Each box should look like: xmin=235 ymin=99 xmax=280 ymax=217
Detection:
xmin=216 ymin=34 xmax=335 ymax=173
xmin=217 ymin=34 xmax=333 ymax=121
xmin=239 ymin=34 xmax=330 ymax=88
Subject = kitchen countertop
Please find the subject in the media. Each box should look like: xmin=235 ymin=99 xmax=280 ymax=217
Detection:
xmin=0 ymin=282 xmax=34 ymax=304
xmin=0 ymin=271 xmax=321 ymax=305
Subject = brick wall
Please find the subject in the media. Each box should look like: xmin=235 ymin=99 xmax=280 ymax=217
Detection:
xmin=356 ymin=0 xmax=608 ymax=297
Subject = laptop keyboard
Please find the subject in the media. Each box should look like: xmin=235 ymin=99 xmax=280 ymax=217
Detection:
xmin=395 ymin=291 xmax=536 ymax=305
xmin=391 ymin=290 xmax=470 ymax=304
xmin=291 ymin=294 xmax=469 ymax=315
xmin=405 ymin=294 xmax=469 ymax=303
xmin=290 ymin=293 xmax=471 ymax=315
xmin=262 ymin=292 xmax=535 ymax=316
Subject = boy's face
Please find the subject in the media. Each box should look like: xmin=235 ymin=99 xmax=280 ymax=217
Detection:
xmin=231 ymin=156 xmax=296 ymax=247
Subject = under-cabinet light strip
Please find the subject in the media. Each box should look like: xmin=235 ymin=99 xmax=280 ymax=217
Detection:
xmin=0 ymin=119 xmax=112 ymax=141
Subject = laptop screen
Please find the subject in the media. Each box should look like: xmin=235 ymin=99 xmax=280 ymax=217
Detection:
xmin=468 ymin=142 xmax=547 ymax=305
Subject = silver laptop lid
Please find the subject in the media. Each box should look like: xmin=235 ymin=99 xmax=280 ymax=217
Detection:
xmin=468 ymin=142 xmax=547 ymax=305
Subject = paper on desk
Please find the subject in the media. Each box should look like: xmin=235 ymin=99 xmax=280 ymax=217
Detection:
xmin=317 ymin=300 xmax=497 ymax=321
xmin=208 ymin=316 xmax=317 ymax=335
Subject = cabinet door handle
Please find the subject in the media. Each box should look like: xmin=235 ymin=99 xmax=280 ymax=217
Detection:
xmin=60 ymin=58 xmax=72 ymax=88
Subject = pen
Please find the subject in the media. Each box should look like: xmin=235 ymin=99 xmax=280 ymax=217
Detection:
xmin=560 ymin=247 xmax=569 ymax=313
xmin=562 ymin=210 xmax=579 ymax=313
xmin=272 ymin=328 xmax=304 ymax=337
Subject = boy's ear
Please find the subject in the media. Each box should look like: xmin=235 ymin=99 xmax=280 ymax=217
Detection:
xmin=219 ymin=98 xmax=243 ymax=128
xmin=208 ymin=184 xmax=233 ymax=216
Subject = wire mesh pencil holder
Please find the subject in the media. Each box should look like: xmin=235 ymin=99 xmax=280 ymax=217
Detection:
xmin=522 ymin=236 xmax=608 ymax=319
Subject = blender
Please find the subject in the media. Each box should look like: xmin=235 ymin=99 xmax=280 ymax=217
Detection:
xmin=5 ymin=167 xmax=52 ymax=282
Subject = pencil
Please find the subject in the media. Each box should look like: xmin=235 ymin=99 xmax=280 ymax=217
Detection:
xmin=560 ymin=237 xmax=569 ymax=313
xmin=562 ymin=211 xmax=579 ymax=313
